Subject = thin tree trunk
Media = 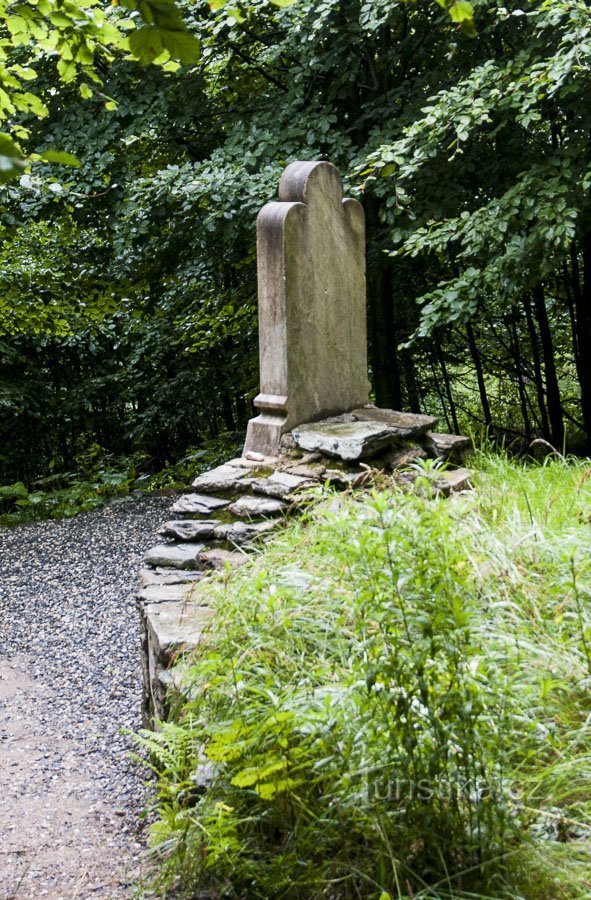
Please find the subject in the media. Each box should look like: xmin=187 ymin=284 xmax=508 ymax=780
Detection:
xmin=563 ymin=257 xmax=580 ymax=372
xmin=436 ymin=340 xmax=460 ymax=433
xmin=235 ymin=392 xmax=247 ymax=426
xmin=508 ymin=313 xmax=532 ymax=441
xmin=575 ymin=236 xmax=591 ymax=447
xmin=523 ymin=293 xmax=550 ymax=441
xmin=365 ymin=199 xmax=402 ymax=409
xmin=401 ymin=348 xmax=421 ymax=412
xmin=466 ymin=322 xmax=493 ymax=432
xmin=429 ymin=351 xmax=454 ymax=432
xmin=532 ymin=283 xmax=564 ymax=449
xmin=220 ymin=388 xmax=236 ymax=431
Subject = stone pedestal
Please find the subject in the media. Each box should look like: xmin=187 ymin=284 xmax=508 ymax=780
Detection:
xmin=244 ymin=161 xmax=370 ymax=456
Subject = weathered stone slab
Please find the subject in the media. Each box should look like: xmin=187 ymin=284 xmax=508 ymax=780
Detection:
xmin=199 ymin=548 xmax=249 ymax=570
xmin=171 ymin=493 xmax=230 ymax=515
xmin=435 ymin=468 xmax=473 ymax=495
xmin=324 ymin=468 xmax=369 ymax=489
xmin=139 ymin=567 xmax=202 ymax=588
xmin=426 ymin=432 xmax=471 ymax=459
xmin=145 ymin=600 xmax=214 ymax=666
xmin=165 ymin=661 xmax=200 ymax=703
xmin=250 ymin=470 xmax=316 ymax=500
xmin=292 ymin=420 xmax=397 ymax=461
xmin=371 ymin=445 xmax=427 ymax=471
xmin=214 ymin=519 xmax=279 ymax=546
xmin=158 ymin=520 xmax=220 ymax=541
xmin=228 ymin=495 xmax=286 ymax=518
xmin=225 ymin=454 xmax=279 ymax=469
xmin=192 ymin=465 xmax=252 ymax=494
xmin=144 ymin=543 xmax=206 ymax=570
xmin=244 ymin=161 xmax=370 ymax=456
xmin=351 ymin=407 xmax=437 ymax=438
xmin=280 ymin=463 xmax=326 ymax=480
xmin=139 ymin=583 xmax=199 ymax=605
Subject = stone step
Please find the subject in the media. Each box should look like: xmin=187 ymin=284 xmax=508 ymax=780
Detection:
xmin=170 ymin=493 xmax=230 ymax=516
xmin=426 ymin=432 xmax=471 ymax=460
xmin=293 ymin=419 xmax=397 ymax=461
xmin=225 ymin=454 xmax=279 ymax=469
xmin=214 ymin=519 xmax=280 ymax=546
xmin=280 ymin=462 xmax=326 ymax=480
xmin=199 ymin=548 xmax=249 ymax=570
xmin=290 ymin=408 xmax=439 ymax=463
xmin=144 ymin=600 xmax=214 ymax=668
xmin=435 ymin=468 xmax=473 ymax=495
xmin=351 ymin=406 xmax=437 ymax=438
xmin=139 ymin=582 xmax=199 ymax=605
xmin=139 ymin=567 xmax=202 ymax=588
xmin=192 ymin=464 xmax=255 ymax=494
xmin=250 ymin=470 xmax=316 ymax=500
xmin=323 ymin=468 xmax=368 ymax=489
xmin=158 ymin=520 xmax=220 ymax=541
xmin=227 ymin=495 xmax=286 ymax=518
xmin=369 ymin=445 xmax=427 ymax=471
xmin=144 ymin=542 xmax=206 ymax=570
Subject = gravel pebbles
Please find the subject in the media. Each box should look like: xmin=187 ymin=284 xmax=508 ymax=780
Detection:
xmin=0 ymin=494 xmax=176 ymax=899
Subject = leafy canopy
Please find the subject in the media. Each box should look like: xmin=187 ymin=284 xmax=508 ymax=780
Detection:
xmin=0 ymin=0 xmax=476 ymax=181
xmin=0 ymin=0 xmax=201 ymax=180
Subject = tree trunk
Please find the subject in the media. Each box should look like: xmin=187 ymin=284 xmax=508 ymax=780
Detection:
xmin=508 ymin=313 xmax=532 ymax=442
xmin=401 ymin=348 xmax=421 ymax=412
xmin=466 ymin=322 xmax=493 ymax=432
xmin=523 ymin=293 xmax=550 ymax=441
xmin=574 ymin=236 xmax=591 ymax=447
xmin=429 ymin=350 xmax=453 ymax=432
xmin=532 ymin=283 xmax=564 ymax=449
xmin=436 ymin=339 xmax=460 ymax=433
xmin=365 ymin=199 xmax=402 ymax=409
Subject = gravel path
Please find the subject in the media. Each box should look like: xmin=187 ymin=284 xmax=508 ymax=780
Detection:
xmin=0 ymin=494 xmax=175 ymax=900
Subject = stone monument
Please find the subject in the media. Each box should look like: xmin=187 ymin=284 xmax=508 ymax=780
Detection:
xmin=243 ymin=160 xmax=371 ymax=456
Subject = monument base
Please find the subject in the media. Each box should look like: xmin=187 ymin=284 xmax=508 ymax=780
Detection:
xmin=243 ymin=413 xmax=288 ymax=458
xmin=243 ymin=392 xmax=290 ymax=457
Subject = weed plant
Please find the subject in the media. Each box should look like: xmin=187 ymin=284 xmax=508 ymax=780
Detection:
xmin=137 ymin=452 xmax=591 ymax=898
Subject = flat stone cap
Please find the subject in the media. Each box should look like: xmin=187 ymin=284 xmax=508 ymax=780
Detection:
xmin=293 ymin=420 xmax=397 ymax=461
xmin=291 ymin=408 xmax=439 ymax=462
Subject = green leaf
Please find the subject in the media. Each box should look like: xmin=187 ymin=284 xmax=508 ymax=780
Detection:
xmin=129 ymin=24 xmax=200 ymax=64
xmin=56 ymin=58 xmax=76 ymax=83
xmin=40 ymin=149 xmax=81 ymax=167
xmin=0 ymin=131 xmax=22 ymax=157
xmin=128 ymin=25 xmax=163 ymax=63
xmin=448 ymin=1 xmax=474 ymax=25
xmin=160 ymin=29 xmax=200 ymax=64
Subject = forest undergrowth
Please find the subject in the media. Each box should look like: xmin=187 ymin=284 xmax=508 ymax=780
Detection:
xmin=136 ymin=451 xmax=591 ymax=899
xmin=0 ymin=433 xmax=242 ymax=526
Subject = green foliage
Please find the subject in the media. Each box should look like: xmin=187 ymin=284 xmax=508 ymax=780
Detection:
xmin=363 ymin=0 xmax=591 ymax=337
xmin=137 ymin=454 xmax=591 ymax=897
xmin=2 ymin=0 xmax=591 ymax=489
xmin=0 ymin=447 xmax=134 ymax=525
xmin=0 ymin=0 xmax=200 ymax=178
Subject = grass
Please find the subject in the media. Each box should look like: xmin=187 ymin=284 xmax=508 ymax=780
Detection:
xmin=137 ymin=450 xmax=591 ymax=899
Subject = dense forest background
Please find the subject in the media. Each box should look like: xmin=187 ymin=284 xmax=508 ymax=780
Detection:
xmin=1 ymin=0 xmax=590 ymax=489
